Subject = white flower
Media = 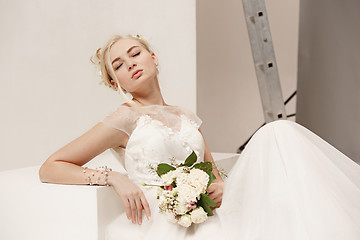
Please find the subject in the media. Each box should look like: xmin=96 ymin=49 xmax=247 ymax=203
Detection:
xmin=161 ymin=171 xmax=176 ymax=185
xmin=173 ymin=167 xmax=188 ymax=183
xmin=165 ymin=211 xmax=178 ymax=223
xmin=178 ymin=214 xmax=192 ymax=228
xmin=175 ymin=202 xmax=189 ymax=215
xmin=171 ymin=188 xmax=178 ymax=196
xmin=177 ymin=184 xmax=199 ymax=204
xmin=187 ymin=168 xmax=209 ymax=193
xmin=158 ymin=194 xmax=167 ymax=211
xmin=190 ymin=207 xmax=208 ymax=224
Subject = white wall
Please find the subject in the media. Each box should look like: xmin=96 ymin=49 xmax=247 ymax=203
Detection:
xmin=0 ymin=0 xmax=196 ymax=171
xmin=197 ymin=0 xmax=299 ymax=153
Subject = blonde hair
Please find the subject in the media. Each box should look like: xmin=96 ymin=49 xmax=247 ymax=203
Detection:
xmin=90 ymin=34 xmax=156 ymax=105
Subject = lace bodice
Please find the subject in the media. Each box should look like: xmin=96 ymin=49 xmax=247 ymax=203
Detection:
xmin=102 ymin=105 xmax=205 ymax=184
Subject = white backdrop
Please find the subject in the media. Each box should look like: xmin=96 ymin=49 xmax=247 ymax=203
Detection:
xmin=0 ymin=0 xmax=197 ymax=171
xmin=0 ymin=0 xmax=301 ymax=172
xmin=197 ymin=0 xmax=299 ymax=153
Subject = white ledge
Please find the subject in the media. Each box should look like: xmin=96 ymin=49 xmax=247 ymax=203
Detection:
xmin=0 ymin=151 xmax=239 ymax=240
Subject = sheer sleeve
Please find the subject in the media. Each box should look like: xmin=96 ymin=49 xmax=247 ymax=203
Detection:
xmin=101 ymin=105 xmax=140 ymax=137
xmin=179 ymin=106 xmax=203 ymax=129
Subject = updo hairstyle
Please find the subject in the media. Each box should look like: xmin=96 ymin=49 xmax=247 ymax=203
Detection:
xmin=90 ymin=34 xmax=157 ymax=103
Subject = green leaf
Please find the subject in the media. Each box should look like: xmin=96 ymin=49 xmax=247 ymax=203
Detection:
xmin=182 ymin=151 xmax=197 ymax=167
xmin=193 ymin=162 xmax=212 ymax=173
xmin=156 ymin=163 xmax=176 ymax=176
xmin=197 ymin=193 xmax=217 ymax=216
xmin=208 ymin=172 xmax=216 ymax=187
xmin=200 ymin=193 xmax=217 ymax=207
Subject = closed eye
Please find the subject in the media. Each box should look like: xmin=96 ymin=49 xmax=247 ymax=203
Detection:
xmin=114 ymin=52 xmax=140 ymax=70
xmin=115 ymin=63 xmax=122 ymax=70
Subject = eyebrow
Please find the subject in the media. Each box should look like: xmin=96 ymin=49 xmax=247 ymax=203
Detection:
xmin=111 ymin=46 xmax=140 ymax=65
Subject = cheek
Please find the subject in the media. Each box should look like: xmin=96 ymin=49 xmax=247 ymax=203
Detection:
xmin=144 ymin=60 xmax=156 ymax=73
xmin=141 ymin=55 xmax=155 ymax=68
xmin=115 ymin=71 xmax=129 ymax=85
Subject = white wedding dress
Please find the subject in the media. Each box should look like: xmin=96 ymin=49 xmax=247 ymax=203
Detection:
xmin=102 ymin=104 xmax=360 ymax=240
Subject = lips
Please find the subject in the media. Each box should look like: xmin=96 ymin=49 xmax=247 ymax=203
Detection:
xmin=132 ymin=69 xmax=143 ymax=79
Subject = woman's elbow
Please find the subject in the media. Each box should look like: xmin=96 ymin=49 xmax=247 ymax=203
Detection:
xmin=39 ymin=162 xmax=49 ymax=183
xmin=38 ymin=156 xmax=55 ymax=183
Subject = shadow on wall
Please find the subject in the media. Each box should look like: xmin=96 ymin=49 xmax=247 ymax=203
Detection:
xmin=296 ymin=0 xmax=360 ymax=163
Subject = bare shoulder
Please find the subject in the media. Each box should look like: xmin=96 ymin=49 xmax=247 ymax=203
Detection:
xmin=81 ymin=121 xmax=129 ymax=149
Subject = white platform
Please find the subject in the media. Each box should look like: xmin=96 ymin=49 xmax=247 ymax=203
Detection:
xmin=0 ymin=150 xmax=239 ymax=240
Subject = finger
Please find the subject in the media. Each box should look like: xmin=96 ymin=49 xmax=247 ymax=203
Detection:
xmin=208 ymin=192 xmax=216 ymax=200
xmin=210 ymin=200 xmax=222 ymax=210
xmin=121 ymin=197 xmax=132 ymax=220
xmin=129 ymin=197 xmax=137 ymax=224
xmin=140 ymin=193 xmax=151 ymax=220
xmin=213 ymin=196 xmax=222 ymax=204
xmin=208 ymin=190 xmax=220 ymax=200
xmin=134 ymin=196 xmax=143 ymax=225
xmin=206 ymin=184 xmax=216 ymax=193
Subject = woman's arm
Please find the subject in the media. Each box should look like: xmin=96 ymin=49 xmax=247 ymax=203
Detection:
xmin=200 ymin=130 xmax=223 ymax=182
xmin=39 ymin=122 xmax=150 ymax=225
xmin=198 ymin=128 xmax=224 ymax=208
xmin=39 ymin=122 xmax=127 ymax=185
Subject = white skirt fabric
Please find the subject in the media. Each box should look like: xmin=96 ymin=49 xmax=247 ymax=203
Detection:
xmin=105 ymin=120 xmax=360 ymax=240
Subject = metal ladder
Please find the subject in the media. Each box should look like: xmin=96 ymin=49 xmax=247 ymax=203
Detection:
xmin=242 ymin=0 xmax=287 ymax=123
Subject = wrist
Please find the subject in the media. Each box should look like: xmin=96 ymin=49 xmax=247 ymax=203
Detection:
xmin=107 ymin=171 xmax=121 ymax=186
xmin=82 ymin=166 xmax=113 ymax=186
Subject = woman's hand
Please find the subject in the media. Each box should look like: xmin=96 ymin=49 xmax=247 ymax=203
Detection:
xmin=206 ymin=180 xmax=224 ymax=208
xmin=108 ymin=171 xmax=151 ymax=225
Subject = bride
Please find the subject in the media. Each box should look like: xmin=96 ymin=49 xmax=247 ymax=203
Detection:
xmin=39 ymin=34 xmax=360 ymax=239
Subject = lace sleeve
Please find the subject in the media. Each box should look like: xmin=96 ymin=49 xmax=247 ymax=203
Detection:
xmin=101 ymin=105 xmax=139 ymax=137
xmin=179 ymin=106 xmax=203 ymax=129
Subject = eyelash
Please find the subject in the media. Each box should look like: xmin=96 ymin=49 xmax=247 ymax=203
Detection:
xmin=115 ymin=52 xmax=141 ymax=70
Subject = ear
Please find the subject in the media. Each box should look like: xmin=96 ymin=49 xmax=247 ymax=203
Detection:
xmin=151 ymin=52 xmax=159 ymax=66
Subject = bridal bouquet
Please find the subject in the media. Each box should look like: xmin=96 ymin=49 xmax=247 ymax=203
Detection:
xmin=155 ymin=151 xmax=217 ymax=227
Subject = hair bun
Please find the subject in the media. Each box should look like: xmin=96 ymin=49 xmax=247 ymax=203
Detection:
xmin=90 ymin=48 xmax=102 ymax=65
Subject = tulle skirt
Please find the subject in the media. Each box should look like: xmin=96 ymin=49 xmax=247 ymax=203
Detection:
xmin=105 ymin=120 xmax=360 ymax=240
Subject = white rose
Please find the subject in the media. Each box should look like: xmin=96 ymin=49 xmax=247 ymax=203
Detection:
xmin=165 ymin=211 xmax=178 ymax=223
xmin=190 ymin=207 xmax=208 ymax=224
xmin=178 ymin=214 xmax=192 ymax=228
xmin=175 ymin=202 xmax=189 ymax=215
xmin=187 ymin=168 xmax=209 ymax=193
xmin=174 ymin=170 xmax=189 ymax=186
xmin=177 ymin=184 xmax=198 ymax=204
xmin=161 ymin=171 xmax=176 ymax=185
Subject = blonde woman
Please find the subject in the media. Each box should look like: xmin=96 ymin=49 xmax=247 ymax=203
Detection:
xmin=39 ymin=34 xmax=360 ymax=239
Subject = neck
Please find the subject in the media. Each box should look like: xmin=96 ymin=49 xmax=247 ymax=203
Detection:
xmin=132 ymin=96 xmax=167 ymax=107
xmin=130 ymin=76 xmax=167 ymax=107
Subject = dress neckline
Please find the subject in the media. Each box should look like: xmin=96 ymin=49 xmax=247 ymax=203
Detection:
xmin=122 ymin=103 xmax=178 ymax=109
xmin=139 ymin=104 xmax=177 ymax=108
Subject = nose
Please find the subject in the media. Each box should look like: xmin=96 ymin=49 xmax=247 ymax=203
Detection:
xmin=127 ymin=62 xmax=137 ymax=71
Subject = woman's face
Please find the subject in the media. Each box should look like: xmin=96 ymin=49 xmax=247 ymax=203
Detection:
xmin=109 ymin=38 xmax=158 ymax=93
